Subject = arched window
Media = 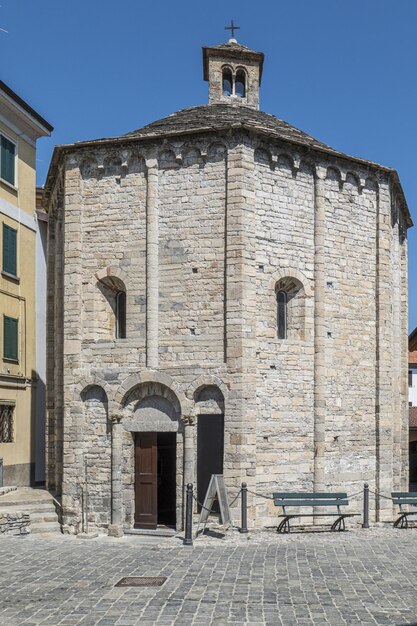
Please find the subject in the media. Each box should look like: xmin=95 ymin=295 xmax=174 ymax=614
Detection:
xmin=96 ymin=274 xmax=127 ymax=340
xmin=235 ymin=70 xmax=246 ymax=97
xmin=275 ymin=277 xmax=306 ymax=341
xmin=115 ymin=290 xmax=126 ymax=339
xmin=222 ymin=68 xmax=233 ymax=96
xmin=277 ymin=291 xmax=287 ymax=339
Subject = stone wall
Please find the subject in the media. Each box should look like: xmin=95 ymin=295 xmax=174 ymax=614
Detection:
xmin=0 ymin=512 xmax=30 ymax=535
xmin=254 ymin=149 xmax=315 ymax=525
xmin=45 ymin=129 xmax=410 ymax=533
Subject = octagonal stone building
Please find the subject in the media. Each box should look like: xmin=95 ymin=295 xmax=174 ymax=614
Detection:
xmin=44 ymin=38 xmax=412 ymax=534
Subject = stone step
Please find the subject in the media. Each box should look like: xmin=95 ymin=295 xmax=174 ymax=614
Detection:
xmin=0 ymin=501 xmax=57 ymax=512
xmin=0 ymin=496 xmax=57 ymax=508
xmin=0 ymin=488 xmax=61 ymax=534
xmin=30 ymin=522 xmax=62 ymax=534
xmin=27 ymin=512 xmax=60 ymax=524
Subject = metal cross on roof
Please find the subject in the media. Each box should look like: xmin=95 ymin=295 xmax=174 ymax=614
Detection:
xmin=225 ymin=20 xmax=240 ymax=39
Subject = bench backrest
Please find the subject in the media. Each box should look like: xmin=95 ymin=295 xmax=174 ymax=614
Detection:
xmin=273 ymin=492 xmax=349 ymax=508
xmin=391 ymin=492 xmax=417 ymax=506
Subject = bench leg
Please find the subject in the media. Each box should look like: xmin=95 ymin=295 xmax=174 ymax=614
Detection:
xmin=394 ymin=513 xmax=408 ymax=529
xmin=331 ymin=516 xmax=346 ymax=532
xmin=277 ymin=517 xmax=291 ymax=533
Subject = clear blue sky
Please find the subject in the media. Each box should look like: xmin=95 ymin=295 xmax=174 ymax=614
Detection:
xmin=1 ymin=0 xmax=416 ymax=330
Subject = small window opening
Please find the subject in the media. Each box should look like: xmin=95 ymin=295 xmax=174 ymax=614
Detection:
xmin=235 ymin=70 xmax=246 ymax=97
xmin=0 ymin=404 xmax=14 ymax=443
xmin=277 ymin=291 xmax=287 ymax=340
xmin=222 ymin=69 xmax=233 ymax=96
xmin=116 ymin=291 xmax=126 ymax=339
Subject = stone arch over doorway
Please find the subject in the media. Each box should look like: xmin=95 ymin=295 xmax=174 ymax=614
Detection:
xmin=119 ymin=379 xmax=184 ymax=530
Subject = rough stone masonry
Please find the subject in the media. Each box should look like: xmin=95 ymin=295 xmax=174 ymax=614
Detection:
xmin=43 ymin=38 xmax=412 ymax=535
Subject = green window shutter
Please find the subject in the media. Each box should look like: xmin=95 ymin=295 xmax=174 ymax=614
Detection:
xmin=3 ymin=316 xmax=18 ymax=361
xmin=2 ymin=224 xmax=17 ymax=276
xmin=1 ymin=135 xmax=16 ymax=186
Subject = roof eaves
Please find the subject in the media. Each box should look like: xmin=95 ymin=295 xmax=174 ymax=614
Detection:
xmin=0 ymin=80 xmax=53 ymax=134
xmin=44 ymin=121 xmax=413 ymax=228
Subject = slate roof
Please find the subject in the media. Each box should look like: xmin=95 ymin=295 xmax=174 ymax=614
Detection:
xmin=122 ymin=104 xmax=334 ymax=152
xmin=208 ymin=40 xmax=255 ymax=53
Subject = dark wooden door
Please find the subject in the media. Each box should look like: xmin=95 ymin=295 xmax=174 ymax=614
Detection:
xmin=197 ymin=414 xmax=224 ymax=511
xmin=135 ymin=432 xmax=157 ymax=529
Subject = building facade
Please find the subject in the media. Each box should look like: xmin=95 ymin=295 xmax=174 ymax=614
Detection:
xmin=45 ymin=39 xmax=411 ymax=534
xmin=0 ymin=80 xmax=52 ymax=485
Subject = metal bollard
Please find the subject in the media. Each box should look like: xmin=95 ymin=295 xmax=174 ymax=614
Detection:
xmin=240 ymin=482 xmax=248 ymax=534
xmin=184 ymin=483 xmax=193 ymax=546
xmin=362 ymin=482 xmax=370 ymax=528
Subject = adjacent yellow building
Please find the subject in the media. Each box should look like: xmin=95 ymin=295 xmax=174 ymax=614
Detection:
xmin=0 ymin=80 xmax=52 ymax=486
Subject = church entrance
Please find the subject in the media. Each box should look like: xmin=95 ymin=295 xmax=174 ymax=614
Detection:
xmin=197 ymin=413 xmax=224 ymax=512
xmin=134 ymin=432 xmax=176 ymax=529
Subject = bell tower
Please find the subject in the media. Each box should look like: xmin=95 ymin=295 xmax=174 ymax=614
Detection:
xmin=202 ymin=36 xmax=264 ymax=110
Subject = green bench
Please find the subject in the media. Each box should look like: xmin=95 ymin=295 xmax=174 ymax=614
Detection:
xmin=273 ymin=492 xmax=359 ymax=533
xmin=391 ymin=492 xmax=417 ymax=528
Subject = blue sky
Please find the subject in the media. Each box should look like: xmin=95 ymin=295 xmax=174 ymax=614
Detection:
xmin=1 ymin=0 xmax=416 ymax=330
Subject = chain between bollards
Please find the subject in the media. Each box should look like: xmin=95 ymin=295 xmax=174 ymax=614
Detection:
xmin=240 ymin=482 xmax=248 ymax=533
xmin=362 ymin=482 xmax=370 ymax=528
xmin=184 ymin=483 xmax=194 ymax=546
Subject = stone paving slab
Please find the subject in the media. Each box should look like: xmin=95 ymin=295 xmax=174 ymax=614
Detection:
xmin=0 ymin=528 xmax=417 ymax=625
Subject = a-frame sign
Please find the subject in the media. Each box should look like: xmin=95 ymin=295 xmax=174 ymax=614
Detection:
xmin=196 ymin=474 xmax=232 ymax=536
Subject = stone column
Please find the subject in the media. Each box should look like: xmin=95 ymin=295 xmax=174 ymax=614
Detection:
xmin=375 ymin=180 xmax=394 ymax=521
xmin=225 ymin=137 xmax=258 ymax=526
xmin=62 ymin=157 xmax=84 ymax=518
xmin=183 ymin=415 xmax=195 ymax=489
xmin=313 ymin=169 xmax=326 ymax=492
xmin=400 ymin=221 xmax=409 ymax=490
xmin=108 ymin=417 xmax=124 ymax=537
xmin=391 ymin=199 xmax=401 ymax=494
xmin=182 ymin=415 xmax=195 ymax=529
xmin=146 ymin=159 xmax=159 ymax=369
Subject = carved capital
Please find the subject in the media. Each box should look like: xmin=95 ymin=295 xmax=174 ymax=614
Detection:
xmin=183 ymin=414 xmax=196 ymax=426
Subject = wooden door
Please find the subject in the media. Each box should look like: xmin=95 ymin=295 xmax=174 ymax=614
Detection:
xmin=135 ymin=432 xmax=157 ymax=529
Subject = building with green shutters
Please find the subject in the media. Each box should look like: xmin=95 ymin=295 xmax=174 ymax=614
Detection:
xmin=0 ymin=80 xmax=52 ymax=485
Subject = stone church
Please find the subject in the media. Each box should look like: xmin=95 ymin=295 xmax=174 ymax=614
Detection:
xmin=44 ymin=37 xmax=411 ymax=534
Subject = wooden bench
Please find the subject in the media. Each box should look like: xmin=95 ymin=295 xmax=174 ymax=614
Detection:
xmin=273 ymin=492 xmax=359 ymax=533
xmin=391 ymin=492 xmax=417 ymax=528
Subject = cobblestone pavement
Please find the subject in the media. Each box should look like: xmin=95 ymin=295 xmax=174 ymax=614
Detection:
xmin=1 ymin=528 xmax=417 ymax=626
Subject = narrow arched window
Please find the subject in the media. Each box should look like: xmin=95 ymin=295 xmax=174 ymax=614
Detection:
xmin=235 ymin=70 xmax=246 ymax=97
xmin=222 ymin=68 xmax=233 ymax=96
xmin=115 ymin=291 xmax=126 ymax=339
xmin=277 ymin=290 xmax=287 ymax=340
